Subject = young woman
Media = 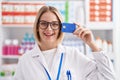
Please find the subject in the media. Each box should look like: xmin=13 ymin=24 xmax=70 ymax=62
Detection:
xmin=13 ymin=6 xmax=115 ymax=80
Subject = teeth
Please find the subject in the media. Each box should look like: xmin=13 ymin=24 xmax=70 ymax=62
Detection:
xmin=47 ymin=35 xmax=52 ymax=36
xmin=44 ymin=33 xmax=53 ymax=36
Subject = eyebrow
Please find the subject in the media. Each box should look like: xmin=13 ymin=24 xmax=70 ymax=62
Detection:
xmin=39 ymin=20 xmax=59 ymax=23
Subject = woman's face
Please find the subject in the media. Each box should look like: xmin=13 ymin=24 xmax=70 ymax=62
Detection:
xmin=38 ymin=11 xmax=60 ymax=44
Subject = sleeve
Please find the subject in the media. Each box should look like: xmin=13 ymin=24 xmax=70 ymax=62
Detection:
xmin=13 ymin=58 xmax=24 ymax=80
xmin=84 ymin=51 xmax=116 ymax=80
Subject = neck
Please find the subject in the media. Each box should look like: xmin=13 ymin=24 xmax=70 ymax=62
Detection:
xmin=39 ymin=42 xmax=58 ymax=51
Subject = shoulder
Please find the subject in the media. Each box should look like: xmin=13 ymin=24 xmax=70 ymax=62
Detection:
xmin=18 ymin=49 xmax=35 ymax=63
xmin=63 ymin=45 xmax=83 ymax=55
xmin=63 ymin=45 xmax=93 ymax=63
xmin=19 ymin=44 xmax=40 ymax=61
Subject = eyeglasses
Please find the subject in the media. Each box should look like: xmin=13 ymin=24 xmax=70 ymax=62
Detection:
xmin=38 ymin=20 xmax=60 ymax=30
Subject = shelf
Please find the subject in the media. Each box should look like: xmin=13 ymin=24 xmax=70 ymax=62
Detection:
xmin=0 ymin=77 xmax=14 ymax=80
xmin=1 ymin=55 xmax=21 ymax=59
xmin=1 ymin=24 xmax=114 ymax=30
xmin=87 ymin=26 xmax=113 ymax=30
xmin=1 ymin=24 xmax=33 ymax=28
xmin=85 ymin=22 xmax=114 ymax=30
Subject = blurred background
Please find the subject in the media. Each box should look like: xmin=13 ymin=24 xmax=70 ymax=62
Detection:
xmin=0 ymin=0 xmax=120 ymax=80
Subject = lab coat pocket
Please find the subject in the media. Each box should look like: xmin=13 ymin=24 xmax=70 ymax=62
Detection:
xmin=62 ymin=70 xmax=76 ymax=80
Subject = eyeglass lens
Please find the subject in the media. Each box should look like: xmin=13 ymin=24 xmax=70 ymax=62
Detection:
xmin=39 ymin=20 xmax=60 ymax=30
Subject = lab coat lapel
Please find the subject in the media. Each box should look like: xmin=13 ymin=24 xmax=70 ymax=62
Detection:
xmin=50 ymin=44 xmax=65 ymax=79
xmin=31 ymin=44 xmax=50 ymax=75
xmin=32 ymin=44 xmax=65 ymax=79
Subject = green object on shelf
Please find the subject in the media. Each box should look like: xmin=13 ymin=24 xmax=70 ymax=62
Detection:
xmin=65 ymin=0 xmax=69 ymax=22
xmin=12 ymin=71 xmax=15 ymax=76
xmin=0 ymin=71 xmax=5 ymax=77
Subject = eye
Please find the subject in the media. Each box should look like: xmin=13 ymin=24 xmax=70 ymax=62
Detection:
xmin=40 ymin=22 xmax=48 ymax=26
xmin=52 ymin=22 xmax=59 ymax=27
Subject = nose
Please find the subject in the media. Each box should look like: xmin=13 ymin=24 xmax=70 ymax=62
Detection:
xmin=46 ymin=23 xmax=52 ymax=30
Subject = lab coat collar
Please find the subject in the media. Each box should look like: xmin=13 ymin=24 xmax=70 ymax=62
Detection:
xmin=50 ymin=43 xmax=65 ymax=70
xmin=31 ymin=43 xmax=42 ymax=57
xmin=31 ymin=43 xmax=65 ymax=79
xmin=31 ymin=43 xmax=64 ymax=58
xmin=31 ymin=43 xmax=48 ymax=69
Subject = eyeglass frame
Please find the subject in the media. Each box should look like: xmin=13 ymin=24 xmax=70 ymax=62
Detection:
xmin=38 ymin=20 xmax=61 ymax=30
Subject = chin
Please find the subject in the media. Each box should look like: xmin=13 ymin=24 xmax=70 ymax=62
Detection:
xmin=47 ymin=40 xmax=57 ymax=43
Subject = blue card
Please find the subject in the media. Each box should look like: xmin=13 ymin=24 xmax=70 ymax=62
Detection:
xmin=61 ymin=23 xmax=76 ymax=33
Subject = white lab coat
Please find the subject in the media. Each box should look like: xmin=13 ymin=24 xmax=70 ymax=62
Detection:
xmin=13 ymin=44 xmax=115 ymax=80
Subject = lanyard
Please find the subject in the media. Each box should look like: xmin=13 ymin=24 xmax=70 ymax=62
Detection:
xmin=42 ymin=53 xmax=64 ymax=80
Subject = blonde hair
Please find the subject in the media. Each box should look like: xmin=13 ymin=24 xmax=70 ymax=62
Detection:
xmin=33 ymin=6 xmax=64 ymax=46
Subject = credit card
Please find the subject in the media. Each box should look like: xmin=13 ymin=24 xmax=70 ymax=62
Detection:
xmin=61 ymin=23 xmax=76 ymax=33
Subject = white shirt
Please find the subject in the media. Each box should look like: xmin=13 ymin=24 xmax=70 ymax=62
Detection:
xmin=13 ymin=44 xmax=115 ymax=80
xmin=42 ymin=48 xmax=57 ymax=70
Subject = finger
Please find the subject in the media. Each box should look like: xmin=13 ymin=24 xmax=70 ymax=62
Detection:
xmin=73 ymin=23 xmax=81 ymax=33
xmin=74 ymin=22 xmax=80 ymax=27
xmin=81 ymin=30 xmax=89 ymax=39
xmin=81 ymin=29 xmax=91 ymax=39
xmin=73 ymin=26 xmax=83 ymax=34
xmin=78 ymin=28 xmax=87 ymax=38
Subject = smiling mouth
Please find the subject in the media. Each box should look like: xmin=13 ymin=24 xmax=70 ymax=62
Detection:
xmin=44 ymin=33 xmax=54 ymax=36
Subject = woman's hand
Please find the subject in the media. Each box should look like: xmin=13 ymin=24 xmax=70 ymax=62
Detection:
xmin=73 ymin=23 xmax=101 ymax=52
xmin=73 ymin=24 xmax=93 ymax=45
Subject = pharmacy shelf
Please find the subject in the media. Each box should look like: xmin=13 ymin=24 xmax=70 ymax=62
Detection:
xmin=86 ymin=23 xmax=114 ymax=30
xmin=87 ymin=25 xmax=113 ymax=30
xmin=1 ymin=24 xmax=113 ymax=30
xmin=1 ymin=24 xmax=33 ymax=28
xmin=1 ymin=55 xmax=21 ymax=59
xmin=0 ymin=63 xmax=17 ymax=80
xmin=0 ymin=77 xmax=14 ymax=80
